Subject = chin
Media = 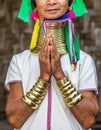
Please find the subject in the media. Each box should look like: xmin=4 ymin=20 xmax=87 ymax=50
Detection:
xmin=44 ymin=15 xmax=62 ymax=20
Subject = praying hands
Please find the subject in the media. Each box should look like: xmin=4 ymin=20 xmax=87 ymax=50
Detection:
xmin=39 ymin=34 xmax=65 ymax=82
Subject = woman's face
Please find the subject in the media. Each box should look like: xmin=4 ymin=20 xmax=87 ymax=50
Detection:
xmin=35 ymin=0 xmax=69 ymax=19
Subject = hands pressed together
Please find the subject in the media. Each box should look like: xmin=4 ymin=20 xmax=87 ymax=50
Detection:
xmin=39 ymin=34 xmax=65 ymax=82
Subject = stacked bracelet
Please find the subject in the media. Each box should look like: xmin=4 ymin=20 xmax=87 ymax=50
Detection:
xmin=57 ymin=77 xmax=83 ymax=108
xmin=22 ymin=79 xmax=49 ymax=110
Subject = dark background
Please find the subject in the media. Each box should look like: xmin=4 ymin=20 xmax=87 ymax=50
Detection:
xmin=0 ymin=0 xmax=101 ymax=129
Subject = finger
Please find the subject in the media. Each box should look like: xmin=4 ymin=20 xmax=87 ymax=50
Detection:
xmin=46 ymin=46 xmax=51 ymax=59
xmin=40 ymin=38 xmax=46 ymax=54
xmin=49 ymin=35 xmax=58 ymax=53
xmin=45 ymin=38 xmax=50 ymax=50
xmin=49 ymin=36 xmax=54 ymax=46
xmin=47 ymin=33 xmax=52 ymax=39
xmin=50 ymin=46 xmax=55 ymax=59
xmin=47 ymin=33 xmax=54 ymax=46
xmin=50 ymin=45 xmax=60 ymax=61
xmin=41 ymin=36 xmax=49 ymax=55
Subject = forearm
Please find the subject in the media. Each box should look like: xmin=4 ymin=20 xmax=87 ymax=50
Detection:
xmin=6 ymin=79 xmax=49 ymax=129
xmin=6 ymin=98 xmax=34 ymax=129
xmin=71 ymin=93 xmax=99 ymax=129
xmin=56 ymin=77 xmax=99 ymax=129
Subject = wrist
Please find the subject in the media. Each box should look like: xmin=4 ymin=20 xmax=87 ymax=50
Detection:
xmin=54 ymin=72 xmax=65 ymax=81
xmin=39 ymin=74 xmax=50 ymax=82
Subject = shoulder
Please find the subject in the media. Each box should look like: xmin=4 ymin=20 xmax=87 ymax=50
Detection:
xmin=11 ymin=50 xmax=32 ymax=63
xmin=79 ymin=50 xmax=96 ymax=72
xmin=79 ymin=50 xmax=94 ymax=64
xmin=11 ymin=50 xmax=39 ymax=68
xmin=10 ymin=50 xmax=32 ymax=68
xmin=13 ymin=50 xmax=31 ymax=59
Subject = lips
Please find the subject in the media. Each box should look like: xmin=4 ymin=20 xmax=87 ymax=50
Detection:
xmin=46 ymin=9 xmax=59 ymax=13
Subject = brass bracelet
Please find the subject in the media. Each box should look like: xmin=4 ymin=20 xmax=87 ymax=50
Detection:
xmin=57 ymin=77 xmax=71 ymax=88
xmin=26 ymin=92 xmax=42 ymax=104
xmin=22 ymin=78 xmax=49 ymax=110
xmin=35 ymin=79 xmax=49 ymax=89
xmin=65 ymin=93 xmax=83 ymax=108
xmin=22 ymin=95 xmax=39 ymax=109
xmin=29 ymin=90 xmax=44 ymax=100
xmin=57 ymin=77 xmax=83 ymax=108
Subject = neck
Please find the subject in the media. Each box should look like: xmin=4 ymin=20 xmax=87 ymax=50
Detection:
xmin=32 ymin=21 xmax=67 ymax=54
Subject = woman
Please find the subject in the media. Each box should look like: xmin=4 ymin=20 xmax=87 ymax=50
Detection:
xmin=5 ymin=0 xmax=99 ymax=130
